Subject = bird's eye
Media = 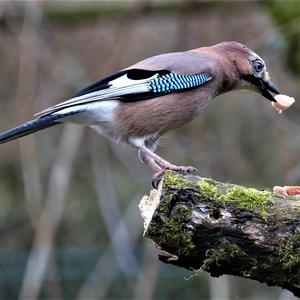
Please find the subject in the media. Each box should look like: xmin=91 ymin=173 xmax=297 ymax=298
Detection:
xmin=253 ymin=60 xmax=264 ymax=73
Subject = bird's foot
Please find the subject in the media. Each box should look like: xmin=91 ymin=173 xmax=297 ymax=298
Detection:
xmin=171 ymin=165 xmax=198 ymax=174
xmin=151 ymin=165 xmax=198 ymax=189
xmin=152 ymin=169 xmax=166 ymax=189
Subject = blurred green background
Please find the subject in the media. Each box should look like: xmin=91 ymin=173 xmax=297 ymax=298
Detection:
xmin=0 ymin=0 xmax=299 ymax=299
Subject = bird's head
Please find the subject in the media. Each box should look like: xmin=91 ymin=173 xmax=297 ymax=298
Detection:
xmin=210 ymin=41 xmax=280 ymax=102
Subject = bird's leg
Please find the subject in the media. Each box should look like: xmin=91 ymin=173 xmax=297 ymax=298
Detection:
xmin=138 ymin=150 xmax=164 ymax=188
xmin=139 ymin=146 xmax=198 ymax=172
xmin=138 ymin=150 xmax=162 ymax=172
xmin=138 ymin=146 xmax=198 ymax=188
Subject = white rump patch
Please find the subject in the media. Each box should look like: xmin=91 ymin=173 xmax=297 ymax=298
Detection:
xmin=52 ymin=100 xmax=119 ymax=126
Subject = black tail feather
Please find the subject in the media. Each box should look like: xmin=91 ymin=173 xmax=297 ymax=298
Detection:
xmin=0 ymin=115 xmax=63 ymax=144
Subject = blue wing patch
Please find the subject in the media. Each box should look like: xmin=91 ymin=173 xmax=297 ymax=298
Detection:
xmin=148 ymin=73 xmax=213 ymax=94
xmin=117 ymin=70 xmax=213 ymax=102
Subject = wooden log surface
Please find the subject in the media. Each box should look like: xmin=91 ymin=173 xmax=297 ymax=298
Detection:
xmin=139 ymin=171 xmax=300 ymax=297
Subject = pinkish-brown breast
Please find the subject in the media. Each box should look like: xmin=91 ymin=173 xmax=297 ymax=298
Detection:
xmin=114 ymin=84 xmax=216 ymax=140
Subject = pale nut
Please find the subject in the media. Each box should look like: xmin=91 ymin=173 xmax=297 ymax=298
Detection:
xmin=271 ymin=94 xmax=295 ymax=113
xmin=273 ymin=185 xmax=300 ymax=196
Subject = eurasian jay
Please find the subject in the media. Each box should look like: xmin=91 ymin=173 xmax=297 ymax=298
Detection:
xmin=0 ymin=41 xmax=280 ymax=187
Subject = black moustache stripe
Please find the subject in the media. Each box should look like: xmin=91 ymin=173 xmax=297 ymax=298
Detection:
xmin=241 ymin=74 xmax=262 ymax=87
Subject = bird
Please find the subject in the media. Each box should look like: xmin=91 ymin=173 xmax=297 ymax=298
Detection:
xmin=0 ymin=41 xmax=280 ymax=188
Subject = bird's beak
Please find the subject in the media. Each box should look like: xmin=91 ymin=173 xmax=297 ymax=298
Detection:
xmin=259 ymin=79 xmax=280 ymax=102
xmin=242 ymin=75 xmax=280 ymax=102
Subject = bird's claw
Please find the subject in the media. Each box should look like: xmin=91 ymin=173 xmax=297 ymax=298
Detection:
xmin=151 ymin=165 xmax=198 ymax=189
xmin=152 ymin=169 xmax=165 ymax=189
xmin=177 ymin=166 xmax=198 ymax=174
xmin=152 ymin=177 xmax=161 ymax=189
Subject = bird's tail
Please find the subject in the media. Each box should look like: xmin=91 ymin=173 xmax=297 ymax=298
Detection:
xmin=0 ymin=114 xmax=64 ymax=144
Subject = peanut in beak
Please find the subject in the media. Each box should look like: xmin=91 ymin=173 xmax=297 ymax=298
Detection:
xmin=271 ymin=94 xmax=295 ymax=113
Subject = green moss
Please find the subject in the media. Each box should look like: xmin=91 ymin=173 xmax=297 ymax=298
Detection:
xmin=186 ymin=240 xmax=248 ymax=278
xmin=198 ymin=179 xmax=219 ymax=198
xmin=197 ymin=176 xmax=272 ymax=219
xmin=164 ymin=171 xmax=189 ymax=187
xmin=202 ymin=240 xmax=247 ymax=271
xmin=241 ymin=230 xmax=300 ymax=285
xmin=250 ymin=230 xmax=300 ymax=287
xmin=147 ymin=203 xmax=195 ymax=256
xmin=242 ymin=266 xmax=257 ymax=278
xmin=147 ymin=172 xmax=196 ymax=256
xmin=165 ymin=172 xmax=274 ymax=219
xmin=222 ymin=186 xmax=272 ymax=220
xmin=190 ymin=233 xmax=300 ymax=285
xmin=279 ymin=229 xmax=300 ymax=271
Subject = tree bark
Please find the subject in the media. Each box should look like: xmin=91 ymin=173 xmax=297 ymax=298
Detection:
xmin=139 ymin=171 xmax=300 ymax=297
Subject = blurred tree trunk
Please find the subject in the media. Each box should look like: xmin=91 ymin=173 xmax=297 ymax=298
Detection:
xmin=140 ymin=172 xmax=300 ymax=297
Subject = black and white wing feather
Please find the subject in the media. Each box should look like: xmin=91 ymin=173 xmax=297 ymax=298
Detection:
xmin=36 ymin=69 xmax=213 ymax=117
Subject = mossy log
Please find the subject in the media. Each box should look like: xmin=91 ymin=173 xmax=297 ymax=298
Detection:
xmin=139 ymin=171 xmax=300 ymax=297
